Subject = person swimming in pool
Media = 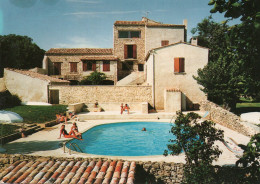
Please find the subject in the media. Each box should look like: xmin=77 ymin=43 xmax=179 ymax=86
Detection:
xmin=142 ymin=127 xmax=147 ymax=131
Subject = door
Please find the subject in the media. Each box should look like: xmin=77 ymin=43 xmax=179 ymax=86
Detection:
xmin=50 ymin=90 xmax=59 ymax=104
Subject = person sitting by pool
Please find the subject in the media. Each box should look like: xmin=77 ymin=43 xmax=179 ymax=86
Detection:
xmin=120 ymin=103 xmax=124 ymax=114
xmin=69 ymin=122 xmax=82 ymax=139
xmin=142 ymin=127 xmax=147 ymax=131
xmin=58 ymin=124 xmax=82 ymax=140
xmin=123 ymin=104 xmax=130 ymax=114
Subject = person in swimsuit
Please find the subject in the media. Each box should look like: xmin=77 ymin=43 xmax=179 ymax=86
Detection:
xmin=123 ymin=104 xmax=130 ymax=114
xmin=69 ymin=122 xmax=82 ymax=139
xmin=58 ymin=124 xmax=82 ymax=140
xmin=120 ymin=103 xmax=124 ymax=114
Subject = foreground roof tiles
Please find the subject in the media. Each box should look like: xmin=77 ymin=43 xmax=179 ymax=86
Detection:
xmin=0 ymin=160 xmax=135 ymax=184
xmin=46 ymin=48 xmax=113 ymax=55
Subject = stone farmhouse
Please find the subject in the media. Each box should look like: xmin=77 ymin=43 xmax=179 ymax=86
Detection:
xmin=42 ymin=17 xmax=187 ymax=85
xmin=2 ymin=17 xmax=208 ymax=112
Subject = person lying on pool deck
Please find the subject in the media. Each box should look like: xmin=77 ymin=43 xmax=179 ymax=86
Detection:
xmin=58 ymin=124 xmax=82 ymax=140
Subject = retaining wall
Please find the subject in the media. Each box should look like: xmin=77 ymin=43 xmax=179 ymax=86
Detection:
xmin=49 ymin=85 xmax=153 ymax=106
xmin=200 ymin=100 xmax=258 ymax=136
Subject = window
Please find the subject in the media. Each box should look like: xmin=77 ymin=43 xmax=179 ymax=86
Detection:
xmin=138 ymin=64 xmax=144 ymax=71
xmin=122 ymin=61 xmax=133 ymax=71
xmin=103 ymin=61 xmax=110 ymax=71
xmin=53 ymin=62 xmax=61 ymax=75
xmin=83 ymin=61 xmax=96 ymax=71
xmin=174 ymin=58 xmax=185 ymax=73
xmin=83 ymin=62 xmax=88 ymax=71
xmin=119 ymin=31 xmax=141 ymax=38
xmin=124 ymin=45 xmax=137 ymax=59
xmin=161 ymin=40 xmax=169 ymax=46
xmin=70 ymin=62 xmax=77 ymax=72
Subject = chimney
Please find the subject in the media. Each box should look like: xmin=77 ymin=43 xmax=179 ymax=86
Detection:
xmin=191 ymin=37 xmax=198 ymax=46
xmin=183 ymin=19 xmax=188 ymax=29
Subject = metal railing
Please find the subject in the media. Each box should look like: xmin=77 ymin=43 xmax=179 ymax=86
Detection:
xmin=63 ymin=142 xmax=83 ymax=155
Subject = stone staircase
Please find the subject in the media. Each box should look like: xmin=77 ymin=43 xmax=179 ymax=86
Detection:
xmin=116 ymin=72 xmax=145 ymax=86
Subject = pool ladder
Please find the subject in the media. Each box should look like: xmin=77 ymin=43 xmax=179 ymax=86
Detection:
xmin=63 ymin=142 xmax=83 ymax=155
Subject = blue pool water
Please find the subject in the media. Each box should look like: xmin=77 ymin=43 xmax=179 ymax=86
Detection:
xmin=67 ymin=122 xmax=174 ymax=156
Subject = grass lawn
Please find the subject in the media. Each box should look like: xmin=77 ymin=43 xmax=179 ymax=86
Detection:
xmin=3 ymin=105 xmax=68 ymax=124
xmin=235 ymin=99 xmax=260 ymax=115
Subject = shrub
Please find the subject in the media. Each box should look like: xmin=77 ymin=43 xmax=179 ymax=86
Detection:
xmin=80 ymin=71 xmax=107 ymax=85
xmin=164 ymin=111 xmax=224 ymax=183
xmin=0 ymin=91 xmax=21 ymax=109
xmin=236 ymin=133 xmax=260 ymax=183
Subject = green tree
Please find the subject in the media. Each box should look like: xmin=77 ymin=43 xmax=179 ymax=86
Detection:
xmin=80 ymin=71 xmax=107 ymax=85
xmin=0 ymin=34 xmax=45 ymax=77
xmin=193 ymin=0 xmax=260 ymax=109
xmin=191 ymin=16 xmax=229 ymax=62
xmin=236 ymin=133 xmax=260 ymax=183
xmin=164 ymin=112 xmax=224 ymax=183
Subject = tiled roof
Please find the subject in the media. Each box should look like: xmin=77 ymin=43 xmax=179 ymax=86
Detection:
xmin=0 ymin=160 xmax=136 ymax=184
xmin=114 ymin=21 xmax=184 ymax=28
xmin=46 ymin=48 xmax=113 ymax=55
xmin=80 ymin=56 xmax=118 ymax=61
xmin=145 ymin=42 xmax=209 ymax=61
xmin=6 ymin=68 xmax=69 ymax=83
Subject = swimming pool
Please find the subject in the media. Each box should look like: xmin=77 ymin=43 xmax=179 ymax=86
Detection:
xmin=67 ymin=122 xmax=174 ymax=156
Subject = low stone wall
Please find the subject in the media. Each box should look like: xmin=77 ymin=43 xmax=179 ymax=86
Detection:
xmin=200 ymin=100 xmax=256 ymax=136
xmin=49 ymin=85 xmax=153 ymax=106
xmin=68 ymin=103 xmax=85 ymax=113
xmin=0 ymin=125 xmax=41 ymax=144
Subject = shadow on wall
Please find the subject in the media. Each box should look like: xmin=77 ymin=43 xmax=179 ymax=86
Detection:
xmin=3 ymin=140 xmax=61 ymax=154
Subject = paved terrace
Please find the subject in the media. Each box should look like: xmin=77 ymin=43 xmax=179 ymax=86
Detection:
xmin=2 ymin=111 xmax=250 ymax=166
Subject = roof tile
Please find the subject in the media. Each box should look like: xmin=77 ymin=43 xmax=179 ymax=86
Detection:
xmin=5 ymin=68 xmax=69 ymax=84
xmin=46 ymin=48 xmax=113 ymax=55
xmin=114 ymin=20 xmax=184 ymax=28
xmin=0 ymin=159 xmax=136 ymax=184
xmin=80 ymin=55 xmax=118 ymax=61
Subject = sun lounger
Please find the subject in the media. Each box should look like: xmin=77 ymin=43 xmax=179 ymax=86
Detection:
xmin=223 ymin=137 xmax=243 ymax=157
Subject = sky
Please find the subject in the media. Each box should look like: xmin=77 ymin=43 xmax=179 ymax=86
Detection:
xmin=0 ymin=0 xmax=239 ymax=51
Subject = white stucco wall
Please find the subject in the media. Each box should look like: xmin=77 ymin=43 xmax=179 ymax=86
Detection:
xmin=145 ymin=27 xmax=185 ymax=54
xmin=4 ymin=69 xmax=49 ymax=103
xmin=148 ymin=43 xmax=208 ymax=110
xmin=0 ymin=78 xmax=6 ymax=92
xmin=146 ymin=54 xmax=154 ymax=86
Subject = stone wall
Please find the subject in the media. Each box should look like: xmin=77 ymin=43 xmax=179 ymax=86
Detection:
xmin=49 ymin=85 xmax=153 ymax=106
xmin=46 ymin=55 xmax=117 ymax=82
xmin=113 ymin=25 xmax=146 ymax=62
xmin=200 ymin=100 xmax=258 ymax=136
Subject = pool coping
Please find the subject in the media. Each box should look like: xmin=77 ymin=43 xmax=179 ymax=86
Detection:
xmin=65 ymin=120 xmax=182 ymax=160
